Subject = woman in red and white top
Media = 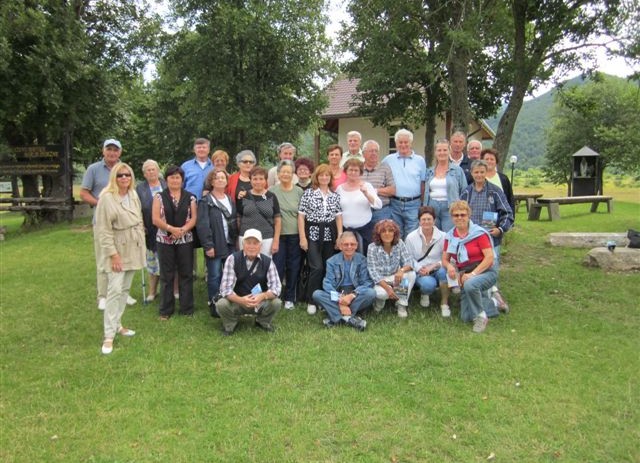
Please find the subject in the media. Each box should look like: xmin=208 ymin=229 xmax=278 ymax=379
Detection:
xmin=442 ymin=200 xmax=500 ymax=333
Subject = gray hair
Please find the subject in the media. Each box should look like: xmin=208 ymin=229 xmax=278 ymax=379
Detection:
xmin=394 ymin=128 xmax=413 ymax=144
xmin=276 ymin=159 xmax=295 ymax=173
xmin=339 ymin=230 xmax=358 ymax=244
xmin=470 ymin=159 xmax=488 ymax=171
xmin=277 ymin=142 xmax=296 ymax=156
xmin=235 ymin=149 xmax=256 ymax=164
xmin=347 ymin=131 xmax=362 ymax=141
xmin=467 ymin=139 xmax=482 ymax=150
xmin=142 ymin=159 xmax=160 ymax=172
xmin=451 ymin=131 xmax=467 ymax=140
xmin=362 ymin=139 xmax=380 ymax=152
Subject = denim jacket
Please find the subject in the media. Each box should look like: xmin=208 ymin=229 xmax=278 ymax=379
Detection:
xmin=322 ymin=252 xmax=373 ymax=295
xmin=423 ymin=163 xmax=468 ymax=204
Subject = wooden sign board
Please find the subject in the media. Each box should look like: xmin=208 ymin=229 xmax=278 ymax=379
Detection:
xmin=0 ymin=145 xmax=64 ymax=176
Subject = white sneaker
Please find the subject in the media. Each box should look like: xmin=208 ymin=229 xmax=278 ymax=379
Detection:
xmin=284 ymin=301 xmax=295 ymax=310
xmin=126 ymin=295 xmax=137 ymax=305
xmin=307 ymin=304 xmax=317 ymax=315
xmin=420 ymin=294 xmax=430 ymax=308
xmin=98 ymin=298 xmax=106 ymax=311
xmin=374 ymin=299 xmax=385 ymax=312
xmin=441 ymin=304 xmax=451 ymax=318
xmin=101 ymin=340 xmax=113 ymax=355
xmin=397 ymin=304 xmax=408 ymax=318
xmin=473 ymin=316 xmax=488 ymax=333
xmin=174 ymin=292 xmax=180 ymax=300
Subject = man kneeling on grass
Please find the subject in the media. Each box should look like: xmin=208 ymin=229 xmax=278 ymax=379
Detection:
xmin=312 ymin=231 xmax=375 ymax=331
xmin=216 ymin=229 xmax=282 ymax=336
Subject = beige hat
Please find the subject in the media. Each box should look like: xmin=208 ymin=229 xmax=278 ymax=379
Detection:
xmin=243 ymin=229 xmax=262 ymax=242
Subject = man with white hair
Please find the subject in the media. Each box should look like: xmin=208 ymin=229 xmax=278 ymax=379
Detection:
xmin=450 ymin=131 xmax=471 ymax=177
xmin=216 ymin=229 xmax=282 ymax=336
xmin=382 ymin=129 xmax=426 ymax=238
xmin=464 ymin=139 xmax=483 ymax=183
xmin=362 ymin=139 xmax=395 ymax=223
xmin=340 ymin=131 xmax=365 ymax=167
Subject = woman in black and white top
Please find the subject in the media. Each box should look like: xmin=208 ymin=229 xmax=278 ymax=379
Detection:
xmin=297 ymin=163 xmax=343 ymax=314
xmin=237 ymin=166 xmax=281 ymax=257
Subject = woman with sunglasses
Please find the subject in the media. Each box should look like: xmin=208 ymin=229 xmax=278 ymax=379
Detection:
xmin=95 ymin=163 xmax=145 ymax=354
xmin=152 ymin=165 xmax=198 ymax=320
xmin=442 ymin=200 xmax=498 ymax=333
xmin=227 ymin=150 xmax=256 ymax=203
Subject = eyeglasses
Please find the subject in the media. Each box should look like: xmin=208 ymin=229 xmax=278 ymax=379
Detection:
xmin=451 ymin=213 xmax=468 ymax=218
xmin=240 ymin=160 xmax=255 ymax=164
xmin=116 ymin=173 xmax=132 ymax=178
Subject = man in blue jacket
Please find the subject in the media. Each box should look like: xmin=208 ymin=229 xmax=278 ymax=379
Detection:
xmin=312 ymin=231 xmax=375 ymax=331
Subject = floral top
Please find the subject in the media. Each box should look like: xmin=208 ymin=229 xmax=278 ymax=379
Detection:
xmin=298 ymin=188 xmax=342 ymax=242
xmin=155 ymin=192 xmax=196 ymax=245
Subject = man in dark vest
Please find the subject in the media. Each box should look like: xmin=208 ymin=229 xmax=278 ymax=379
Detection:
xmin=216 ymin=229 xmax=282 ymax=336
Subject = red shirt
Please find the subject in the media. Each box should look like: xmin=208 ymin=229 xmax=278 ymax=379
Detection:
xmin=444 ymin=229 xmax=491 ymax=269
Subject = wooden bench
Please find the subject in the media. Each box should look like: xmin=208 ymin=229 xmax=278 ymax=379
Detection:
xmin=513 ymin=193 xmax=543 ymax=212
xmin=528 ymin=196 xmax=613 ymax=221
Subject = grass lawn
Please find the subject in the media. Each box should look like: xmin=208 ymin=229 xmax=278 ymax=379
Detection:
xmin=1 ymin=185 xmax=639 ymax=462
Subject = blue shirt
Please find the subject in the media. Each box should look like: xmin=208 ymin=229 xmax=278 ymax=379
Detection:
xmin=382 ymin=152 xmax=426 ymax=197
xmin=181 ymin=158 xmax=213 ymax=199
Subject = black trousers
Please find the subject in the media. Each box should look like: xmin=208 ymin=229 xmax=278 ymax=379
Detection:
xmin=157 ymin=241 xmax=194 ymax=316
xmin=306 ymin=239 xmax=336 ymax=302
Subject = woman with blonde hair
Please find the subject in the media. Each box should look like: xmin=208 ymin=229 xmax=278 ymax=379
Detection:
xmin=423 ymin=139 xmax=467 ymax=232
xmin=298 ymin=163 xmax=343 ymax=314
xmin=95 ymin=162 xmax=146 ymax=354
xmin=442 ymin=200 xmax=498 ymax=333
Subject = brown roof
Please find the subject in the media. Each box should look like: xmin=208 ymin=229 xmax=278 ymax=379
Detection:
xmin=323 ymin=78 xmax=361 ymax=118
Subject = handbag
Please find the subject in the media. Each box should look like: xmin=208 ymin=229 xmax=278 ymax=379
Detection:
xmin=296 ymin=255 xmax=310 ymax=303
xmin=628 ymin=229 xmax=640 ymax=249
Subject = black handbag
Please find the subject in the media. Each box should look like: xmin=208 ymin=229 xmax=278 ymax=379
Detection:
xmin=628 ymin=229 xmax=640 ymax=249
xmin=296 ymin=255 xmax=310 ymax=303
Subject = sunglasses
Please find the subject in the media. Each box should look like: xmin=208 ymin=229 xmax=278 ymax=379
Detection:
xmin=240 ymin=160 xmax=255 ymax=164
xmin=452 ymin=213 xmax=468 ymax=218
xmin=116 ymin=173 xmax=132 ymax=178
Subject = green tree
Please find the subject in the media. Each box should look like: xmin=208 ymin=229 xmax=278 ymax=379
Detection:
xmin=146 ymin=0 xmax=333 ymax=165
xmin=543 ymin=74 xmax=640 ymax=194
xmin=341 ymin=0 xmax=505 ymax=162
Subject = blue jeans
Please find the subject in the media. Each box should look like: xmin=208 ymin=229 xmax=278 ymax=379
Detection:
xmin=415 ymin=266 xmax=447 ymax=295
xmin=312 ymin=288 xmax=376 ymax=323
xmin=390 ymin=198 xmax=420 ymax=239
xmin=460 ymin=268 xmax=499 ymax=322
xmin=272 ymin=234 xmax=302 ymax=303
xmin=204 ymin=244 xmax=233 ymax=301
xmin=428 ymin=199 xmax=453 ymax=233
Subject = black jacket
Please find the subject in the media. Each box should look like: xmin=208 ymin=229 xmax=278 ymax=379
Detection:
xmin=135 ymin=179 xmax=167 ymax=250
xmin=196 ymin=193 xmax=238 ymax=259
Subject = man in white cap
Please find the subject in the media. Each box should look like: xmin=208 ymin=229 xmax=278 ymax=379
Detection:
xmin=216 ymin=229 xmax=282 ymax=336
xmin=80 ymin=139 xmax=136 ymax=310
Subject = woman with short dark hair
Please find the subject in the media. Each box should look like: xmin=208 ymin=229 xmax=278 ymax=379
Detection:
xmin=152 ymin=165 xmax=197 ymax=320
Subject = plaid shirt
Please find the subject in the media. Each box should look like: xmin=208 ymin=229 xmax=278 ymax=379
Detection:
xmin=366 ymin=240 xmax=413 ymax=283
xmin=220 ymin=253 xmax=282 ymax=298
xmin=460 ymin=182 xmax=513 ymax=246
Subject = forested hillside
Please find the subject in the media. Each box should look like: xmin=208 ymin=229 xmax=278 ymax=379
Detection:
xmin=486 ymin=75 xmax=588 ymax=169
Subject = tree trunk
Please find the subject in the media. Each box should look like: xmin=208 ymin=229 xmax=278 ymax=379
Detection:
xmin=423 ymin=85 xmax=439 ymax=165
xmin=448 ymin=44 xmax=472 ymax=135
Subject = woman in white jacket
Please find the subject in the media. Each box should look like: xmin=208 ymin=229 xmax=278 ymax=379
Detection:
xmin=95 ymin=162 xmax=146 ymax=354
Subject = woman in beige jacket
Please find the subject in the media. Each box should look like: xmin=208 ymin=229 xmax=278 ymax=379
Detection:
xmin=95 ymin=162 xmax=146 ymax=354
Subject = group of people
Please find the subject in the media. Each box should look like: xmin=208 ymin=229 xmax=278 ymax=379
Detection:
xmin=83 ymin=128 xmax=515 ymax=354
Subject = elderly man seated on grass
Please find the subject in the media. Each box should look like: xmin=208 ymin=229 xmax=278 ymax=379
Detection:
xmin=216 ymin=229 xmax=282 ymax=336
xmin=312 ymin=231 xmax=375 ymax=331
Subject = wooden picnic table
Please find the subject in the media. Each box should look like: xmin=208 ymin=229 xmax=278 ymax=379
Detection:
xmin=527 ymin=195 xmax=613 ymax=221
xmin=513 ymin=193 xmax=543 ymax=212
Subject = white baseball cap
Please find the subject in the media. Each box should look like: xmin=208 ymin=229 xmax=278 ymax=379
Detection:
xmin=243 ymin=229 xmax=263 ymax=242
xmin=103 ymin=139 xmax=122 ymax=150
